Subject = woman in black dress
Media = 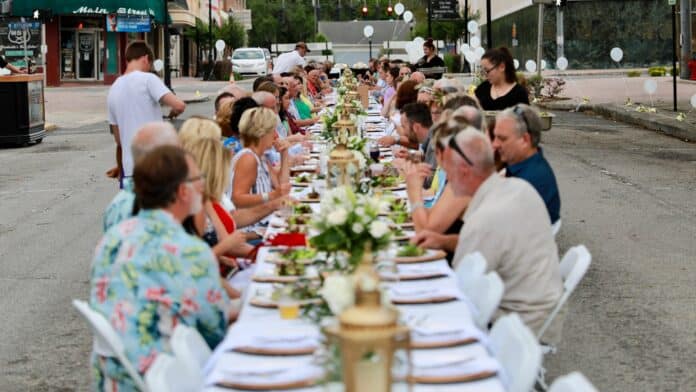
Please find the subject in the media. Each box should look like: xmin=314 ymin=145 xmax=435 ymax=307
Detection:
xmin=416 ymin=39 xmax=446 ymax=79
xmin=474 ymin=47 xmax=529 ymax=111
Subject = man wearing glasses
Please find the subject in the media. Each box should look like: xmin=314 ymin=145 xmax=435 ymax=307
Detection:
xmin=493 ymin=105 xmax=561 ymax=225
xmin=412 ymin=128 xmax=564 ymax=343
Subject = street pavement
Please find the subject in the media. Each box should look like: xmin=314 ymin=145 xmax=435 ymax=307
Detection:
xmin=1 ymin=78 xmax=695 ymax=390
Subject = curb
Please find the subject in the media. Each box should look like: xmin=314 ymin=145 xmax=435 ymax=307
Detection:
xmin=183 ymin=95 xmax=210 ymax=104
xmin=537 ymin=101 xmax=695 ymax=142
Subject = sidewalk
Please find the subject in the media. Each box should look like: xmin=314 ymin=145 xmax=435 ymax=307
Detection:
xmin=533 ymin=75 xmax=696 ymax=142
xmin=44 ymin=77 xmax=233 ymax=130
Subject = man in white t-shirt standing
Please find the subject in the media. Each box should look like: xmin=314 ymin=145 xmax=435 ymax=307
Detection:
xmin=272 ymin=42 xmax=310 ymax=74
xmin=107 ymin=41 xmax=186 ymax=185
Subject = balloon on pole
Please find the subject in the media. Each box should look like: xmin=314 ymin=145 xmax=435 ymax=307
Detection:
xmin=610 ymin=47 xmax=623 ymax=63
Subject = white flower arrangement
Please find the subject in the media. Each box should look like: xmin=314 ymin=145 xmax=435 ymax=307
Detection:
xmin=319 ymin=275 xmax=355 ymax=315
xmin=310 ymin=186 xmax=392 ymax=269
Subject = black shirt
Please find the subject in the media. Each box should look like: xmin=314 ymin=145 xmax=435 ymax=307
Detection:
xmin=0 ymin=56 xmax=7 ymax=68
xmin=416 ymin=55 xmax=446 ymax=79
xmin=475 ymin=80 xmax=529 ymax=111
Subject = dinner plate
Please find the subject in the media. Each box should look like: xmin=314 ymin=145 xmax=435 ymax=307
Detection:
xmin=380 ymin=271 xmax=449 ymax=282
xmin=407 ymin=370 xmax=498 ymax=385
xmin=290 ymin=166 xmax=318 ymax=174
xmin=393 ymin=249 xmax=447 ymax=263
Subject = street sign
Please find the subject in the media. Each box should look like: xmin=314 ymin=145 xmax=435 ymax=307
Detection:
xmin=9 ymin=22 xmax=41 ymax=30
xmin=668 ymin=0 xmax=676 ymax=5
xmin=431 ymin=0 xmax=459 ymax=20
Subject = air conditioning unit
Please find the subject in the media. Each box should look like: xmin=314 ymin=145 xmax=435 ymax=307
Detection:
xmin=1 ymin=1 xmax=11 ymax=14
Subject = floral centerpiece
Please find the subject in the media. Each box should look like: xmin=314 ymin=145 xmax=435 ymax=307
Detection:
xmin=310 ymin=186 xmax=391 ymax=269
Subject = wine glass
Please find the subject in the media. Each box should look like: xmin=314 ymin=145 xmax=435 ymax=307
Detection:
xmin=369 ymin=142 xmax=381 ymax=163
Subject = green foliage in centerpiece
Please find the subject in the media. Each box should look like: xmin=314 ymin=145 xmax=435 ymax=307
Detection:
xmin=310 ymin=186 xmax=391 ymax=269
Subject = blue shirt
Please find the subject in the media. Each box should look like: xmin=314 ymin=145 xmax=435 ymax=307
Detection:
xmin=223 ymin=136 xmax=243 ymax=154
xmin=89 ymin=209 xmax=229 ymax=390
xmin=506 ymin=149 xmax=560 ymax=224
xmin=103 ymin=178 xmax=135 ymax=233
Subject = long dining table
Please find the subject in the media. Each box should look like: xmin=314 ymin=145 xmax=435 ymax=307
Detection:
xmin=203 ymin=93 xmax=508 ymax=392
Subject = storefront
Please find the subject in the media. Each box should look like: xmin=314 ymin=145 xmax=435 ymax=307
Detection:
xmin=11 ymin=1 xmax=166 ymax=86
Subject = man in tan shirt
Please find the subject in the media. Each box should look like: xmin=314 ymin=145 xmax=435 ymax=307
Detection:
xmin=413 ymin=127 xmax=564 ymax=343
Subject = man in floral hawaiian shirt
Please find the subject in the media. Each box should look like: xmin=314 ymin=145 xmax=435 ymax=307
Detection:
xmin=90 ymin=145 xmax=230 ymax=390
xmin=103 ymin=122 xmax=179 ymax=232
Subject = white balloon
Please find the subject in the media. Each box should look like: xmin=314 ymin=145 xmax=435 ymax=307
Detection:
xmin=215 ymin=39 xmax=226 ymax=52
xmin=460 ymin=43 xmax=470 ymax=52
xmin=153 ymin=59 xmax=164 ymax=72
xmin=474 ymin=46 xmax=485 ymax=60
xmin=514 ymin=59 xmax=520 ymax=70
xmin=525 ymin=60 xmax=537 ymax=73
xmin=470 ymin=36 xmax=481 ymax=49
xmin=643 ymin=79 xmax=657 ymax=95
xmin=467 ymin=20 xmax=478 ymax=34
xmin=394 ymin=2 xmax=405 ymax=16
xmin=403 ymin=10 xmax=413 ymax=23
xmin=363 ymin=25 xmax=374 ymax=38
xmin=610 ymin=47 xmax=623 ymax=63
xmin=691 ymin=94 xmax=696 ymax=108
xmin=541 ymin=60 xmax=547 ymax=70
xmin=556 ymin=56 xmax=568 ymax=71
xmin=464 ymin=50 xmax=476 ymax=64
xmin=413 ymin=36 xmax=425 ymax=47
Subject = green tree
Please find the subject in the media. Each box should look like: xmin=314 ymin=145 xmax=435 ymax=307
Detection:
xmin=183 ymin=17 xmax=246 ymax=54
xmin=247 ymin=0 xmax=314 ymax=48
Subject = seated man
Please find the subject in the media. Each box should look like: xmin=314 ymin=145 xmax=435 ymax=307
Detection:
xmin=493 ymin=104 xmax=561 ymax=224
xmin=412 ymin=128 xmax=564 ymax=343
xmin=90 ymin=145 xmax=232 ymax=389
xmin=103 ymin=122 xmax=179 ymax=232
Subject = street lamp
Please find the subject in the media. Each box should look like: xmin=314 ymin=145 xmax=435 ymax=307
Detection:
xmin=363 ymin=24 xmax=374 ymax=61
xmin=163 ymin=0 xmax=171 ymax=89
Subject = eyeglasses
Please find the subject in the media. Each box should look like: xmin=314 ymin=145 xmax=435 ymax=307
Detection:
xmin=185 ymin=173 xmax=206 ymax=183
xmin=512 ymin=105 xmax=530 ymax=133
xmin=480 ymin=64 xmax=498 ymax=76
xmin=446 ymin=134 xmax=474 ymax=166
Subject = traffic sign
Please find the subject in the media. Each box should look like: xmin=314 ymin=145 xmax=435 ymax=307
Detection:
xmin=9 ymin=22 xmax=41 ymax=30
xmin=668 ymin=0 xmax=676 ymax=5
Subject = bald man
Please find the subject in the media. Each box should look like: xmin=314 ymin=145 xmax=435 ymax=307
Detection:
xmin=103 ymin=122 xmax=179 ymax=232
xmin=413 ymin=128 xmax=563 ymax=343
xmin=410 ymin=71 xmax=426 ymax=84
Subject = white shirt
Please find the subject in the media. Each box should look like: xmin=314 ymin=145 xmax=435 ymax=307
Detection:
xmin=107 ymin=71 xmax=170 ymax=176
xmin=272 ymin=50 xmax=306 ymax=74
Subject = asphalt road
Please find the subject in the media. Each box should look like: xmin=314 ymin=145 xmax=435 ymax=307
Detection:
xmin=0 ymin=107 xmax=694 ymax=391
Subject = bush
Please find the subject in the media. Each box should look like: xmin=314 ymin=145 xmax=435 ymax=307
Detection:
xmin=648 ymin=66 xmax=666 ymax=77
xmin=314 ymin=33 xmax=328 ymax=43
xmin=321 ymin=49 xmax=333 ymax=56
xmin=443 ymin=54 xmax=461 ymax=73
xmin=627 ymin=70 xmax=641 ymax=77
xmin=526 ymin=74 xmax=544 ymax=99
xmin=542 ymin=77 xmax=566 ymax=99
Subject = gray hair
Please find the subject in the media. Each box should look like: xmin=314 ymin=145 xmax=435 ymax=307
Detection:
xmin=450 ymin=105 xmax=485 ymax=132
xmin=251 ymin=91 xmax=275 ymax=107
xmin=131 ymin=122 xmax=179 ymax=162
xmin=497 ymin=104 xmax=543 ymax=147
xmin=453 ymin=127 xmax=495 ymax=175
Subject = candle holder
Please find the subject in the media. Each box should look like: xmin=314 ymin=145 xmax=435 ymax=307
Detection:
xmin=327 ymin=144 xmax=360 ymax=188
xmin=323 ymin=249 xmax=411 ymax=392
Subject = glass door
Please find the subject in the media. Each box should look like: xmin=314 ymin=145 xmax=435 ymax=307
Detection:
xmin=77 ymin=32 xmax=96 ymax=79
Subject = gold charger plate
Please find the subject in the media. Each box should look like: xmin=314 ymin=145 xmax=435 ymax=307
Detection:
xmin=232 ymin=345 xmax=318 ymax=356
xmin=407 ymin=370 xmax=498 ymax=385
xmin=391 ymin=295 xmax=459 ymax=305
xmin=249 ymin=297 xmax=322 ymax=309
xmin=381 ymin=271 xmax=449 ymax=282
xmin=216 ymin=378 xmax=320 ymax=391
xmin=393 ymin=249 xmax=447 ymax=264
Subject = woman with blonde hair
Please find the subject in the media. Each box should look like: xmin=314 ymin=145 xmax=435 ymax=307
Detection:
xmin=230 ymin=107 xmax=291 ymax=210
xmin=179 ymin=116 xmax=222 ymax=150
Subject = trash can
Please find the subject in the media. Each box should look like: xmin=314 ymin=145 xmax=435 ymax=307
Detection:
xmin=0 ymin=74 xmax=45 ymax=145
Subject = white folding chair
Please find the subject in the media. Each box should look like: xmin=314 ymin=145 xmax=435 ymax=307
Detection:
xmin=551 ymin=219 xmax=562 ymax=237
xmin=145 ymin=352 xmax=202 ymax=392
xmin=489 ymin=313 xmax=542 ymax=392
xmin=549 ymin=371 xmax=598 ymax=392
xmin=72 ymin=300 xmax=148 ymax=392
xmin=469 ymin=271 xmax=504 ymax=330
xmin=537 ymin=245 xmax=592 ymax=343
xmin=170 ymin=324 xmax=212 ymax=374
xmin=454 ymin=251 xmax=487 ymax=297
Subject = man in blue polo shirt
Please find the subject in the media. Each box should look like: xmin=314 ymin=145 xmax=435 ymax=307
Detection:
xmin=493 ymin=105 xmax=560 ymax=224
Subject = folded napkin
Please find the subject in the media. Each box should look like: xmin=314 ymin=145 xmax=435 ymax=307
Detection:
xmin=411 ymin=321 xmax=488 ymax=346
xmin=389 ymin=286 xmax=461 ymax=302
xmin=411 ymin=356 xmax=500 ymax=378
xmin=266 ymin=233 xmax=308 ymax=247
xmin=206 ymin=357 xmax=324 ymax=386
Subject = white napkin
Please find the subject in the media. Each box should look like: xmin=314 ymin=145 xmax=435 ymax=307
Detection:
xmin=411 ymin=320 xmax=488 ymax=346
xmin=389 ymin=286 xmax=461 ymax=302
xmin=411 ymin=356 xmax=500 ymax=378
xmin=206 ymin=357 xmax=324 ymax=386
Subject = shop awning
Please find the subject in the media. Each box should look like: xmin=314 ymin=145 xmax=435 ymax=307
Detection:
xmin=12 ymin=0 xmax=169 ymax=23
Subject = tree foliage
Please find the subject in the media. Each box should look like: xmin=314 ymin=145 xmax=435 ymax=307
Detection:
xmin=184 ymin=17 xmax=245 ymax=53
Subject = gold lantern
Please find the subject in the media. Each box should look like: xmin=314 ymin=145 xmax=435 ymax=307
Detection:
xmin=323 ymin=250 xmax=411 ymax=392
xmin=327 ymin=144 xmax=360 ymax=188
xmin=331 ymin=113 xmax=358 ymax=138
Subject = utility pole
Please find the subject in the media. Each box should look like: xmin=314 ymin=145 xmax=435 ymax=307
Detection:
xmin=428 ymin=0 xmax=432 ymax=37
xmin=680 ymin=0 xmax=692 ymax=80
xmin=208 ymin=0 xmax=213 ymax=64
xmin=163 ymin=0 xmax=171 ymax=89
xmin=671 ymin=1 xmax=677 ymax=111
xmin=486 ymin=0 xmax=492 ymax=48
xmin=464 ymin=0 xmax=468 ymax=44
xmin=536 ymin=2 xmax=543 ymax=78
xmin=555 ymin=4 xmax=564 ymax=60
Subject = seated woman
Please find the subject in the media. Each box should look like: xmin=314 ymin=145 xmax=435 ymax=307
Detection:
xmin=230 ymin=107 xmax=291 ymax=210
xmin=223 ymin=97 xmax=259 ymax=154
xmin=380 ymin=66 xmax=400 ymax=118
xmin=179 ymin=116 xmax=222 ymax=148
